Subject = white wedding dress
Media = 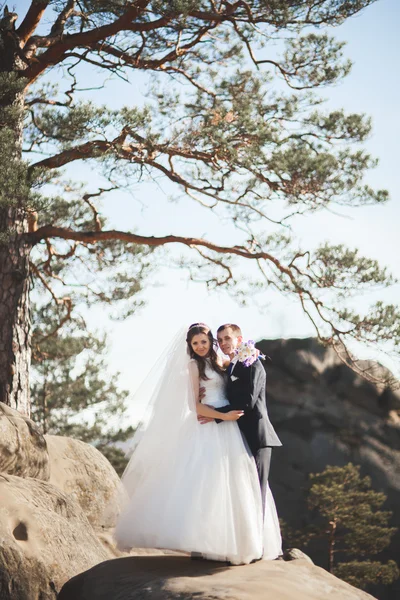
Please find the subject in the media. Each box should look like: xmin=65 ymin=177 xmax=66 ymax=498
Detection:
xmin=114 ymin=357 xmax=282 ymax=564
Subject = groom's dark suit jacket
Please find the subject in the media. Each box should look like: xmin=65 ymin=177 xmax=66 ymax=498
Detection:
xmin=216 ymin=359 xmax=282 ymax=456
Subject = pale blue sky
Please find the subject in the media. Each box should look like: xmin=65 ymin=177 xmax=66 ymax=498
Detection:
xmin=17 ymin=0 xmax=400 ymax=410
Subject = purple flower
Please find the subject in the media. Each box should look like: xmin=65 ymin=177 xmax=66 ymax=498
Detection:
xmin=243 ymin=355 xmax=258 ymax=367
xmin=235 ymin=339 xmax=266 ymax=367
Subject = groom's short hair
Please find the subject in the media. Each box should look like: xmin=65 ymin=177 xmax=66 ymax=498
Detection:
xmin=217 ymin=323 xmax=242 ymax=337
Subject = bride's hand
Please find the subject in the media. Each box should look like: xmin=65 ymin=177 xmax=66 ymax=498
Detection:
xmin=223 ymin=410 xmax=244 ymax=421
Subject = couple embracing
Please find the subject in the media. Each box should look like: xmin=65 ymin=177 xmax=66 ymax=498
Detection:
xmin=114 ymin=323 xmax=282 ymax=565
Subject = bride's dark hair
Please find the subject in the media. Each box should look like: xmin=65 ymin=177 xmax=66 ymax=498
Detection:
xmin=186 ymin=323 xmax=225 ymax=381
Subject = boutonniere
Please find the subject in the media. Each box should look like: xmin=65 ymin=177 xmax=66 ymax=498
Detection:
xmin=235 ymin=340 xmax=265 ymax=367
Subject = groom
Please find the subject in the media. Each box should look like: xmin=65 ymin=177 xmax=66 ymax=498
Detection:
xmin=201 ymin=323 xmax=282 ymax=513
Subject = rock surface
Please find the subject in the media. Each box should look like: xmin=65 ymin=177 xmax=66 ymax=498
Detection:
xmin=58 ymin=554 xmax=377 ymax=600
xmin=0 ymin=402 xmax=49 ymax=480
xmin=283 ymin=548 xmax=314 ymax=564
xmin=45 ymin=435 xmax=121 ymax=527
xmin=0 ymin=473 xmax=110 ymax=600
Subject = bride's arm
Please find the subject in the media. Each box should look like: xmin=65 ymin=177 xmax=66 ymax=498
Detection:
xmin=188 ymin=360 xmax=243 ymax=421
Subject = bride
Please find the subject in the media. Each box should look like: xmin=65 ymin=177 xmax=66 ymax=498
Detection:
xmin=113 ymin=323 xmax=282 ymax=565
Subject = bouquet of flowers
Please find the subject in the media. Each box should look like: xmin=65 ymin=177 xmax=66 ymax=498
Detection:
xmin=235 ymin=340 xmax=265 ymax=367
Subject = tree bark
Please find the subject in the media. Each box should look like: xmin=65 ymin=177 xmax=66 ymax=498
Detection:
xmin=0 ymin=208 xmax=31 ymax=416
xmin=0 ymin=10 xmax=32 ymax=415
xmin=328 ymin=519 xmax=337 ymax=573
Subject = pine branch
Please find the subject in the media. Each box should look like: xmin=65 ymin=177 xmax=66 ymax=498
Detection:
xmin=16 ymin=1 xmax=50 ymax=44
xmin=49 ymin=0 xmax=76 ymax=38
xmin=91 ymin=24 xmax=213 ymax=71
xmin=21 ymin=1 xmax=168 ymax=83
xmin=27 ymin=225 xmax=289 ymax=270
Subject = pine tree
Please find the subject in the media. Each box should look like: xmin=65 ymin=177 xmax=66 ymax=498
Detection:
xmin=1 ymin=1 xmax=399 ymax=414
xmin=284 ymin=464 xmax=399 ymax=591
xmin=30 ymin=302 xmax=134 ymax=475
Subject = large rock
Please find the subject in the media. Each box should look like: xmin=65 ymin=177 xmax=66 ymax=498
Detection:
xmin=0 ymin=402 xmax=122 ymax=528
xmin=45 ymin=435 xmax=121 ymax=527
xmin=0 ymin=401 xmax=49 ymax=480
xmin=0 ymin=473 xmax=110 ymax=600
xmin=58 ymin=554 xmax=377 ymax=600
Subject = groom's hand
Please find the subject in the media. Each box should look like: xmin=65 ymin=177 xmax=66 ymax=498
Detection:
xmin=199 ymin=386 xmax=206 ymax=402
xmin=198 ymin=415 xmax=214 ymax=424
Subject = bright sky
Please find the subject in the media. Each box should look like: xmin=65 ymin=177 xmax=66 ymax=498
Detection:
xmin=18 ymin=0 xmax=400 ymax=413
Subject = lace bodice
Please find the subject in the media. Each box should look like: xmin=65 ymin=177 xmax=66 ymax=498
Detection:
xmin=201 ymin=361 xmax=229 ymax=408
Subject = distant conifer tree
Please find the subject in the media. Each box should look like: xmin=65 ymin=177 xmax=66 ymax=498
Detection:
xmin=283 ymin=463 xmax=399 ymax=591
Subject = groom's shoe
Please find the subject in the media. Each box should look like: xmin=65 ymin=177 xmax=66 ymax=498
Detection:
xmin=190 ymin=552 xmax=204 ymax=560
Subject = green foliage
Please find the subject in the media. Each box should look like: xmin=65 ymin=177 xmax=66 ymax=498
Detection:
xmin=0 ymin=73 xmax=42 ymax=214
xmin=285 ymin=464 xmax=399 ymax=591
xmin=152 ymin=0 xmax=199 ymax=16
xmin=312 ymin=244 xmax=392 ymax=289
xmin=30 ymin=303 xmax=134 ymax=475
xmin=334 ymin=560 xmax=400 ymax=590
xmin=308 ymin=464 xmax=395 ymax=553
xmin=282 ymin=33 xmax=352 ymax=88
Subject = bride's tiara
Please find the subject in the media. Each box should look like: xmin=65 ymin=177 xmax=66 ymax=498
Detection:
xmin=188 ymin=322 xmax=208 ymax=331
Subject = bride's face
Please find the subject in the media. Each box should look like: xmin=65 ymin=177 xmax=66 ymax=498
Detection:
xmin=190 ymin=333 xmax=211 ymax=358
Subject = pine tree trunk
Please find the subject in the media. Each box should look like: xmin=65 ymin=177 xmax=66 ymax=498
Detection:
xmin=42 ymin=378 xmax=49 ymax=433
xmin=328 ymin=519 xmax=337 ymax=573
xmin=0 ymin=12 xmax=32 ymax=415
xmin=0 ymin=208 xmax=31 ymax=415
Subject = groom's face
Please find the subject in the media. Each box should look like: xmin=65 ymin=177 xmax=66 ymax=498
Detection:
xmin=217 ymin=327 xmax=242 ymax=358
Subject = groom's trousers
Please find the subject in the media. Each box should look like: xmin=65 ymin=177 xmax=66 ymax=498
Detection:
xmin=254 ymin=447 xmax=272 ymax=518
